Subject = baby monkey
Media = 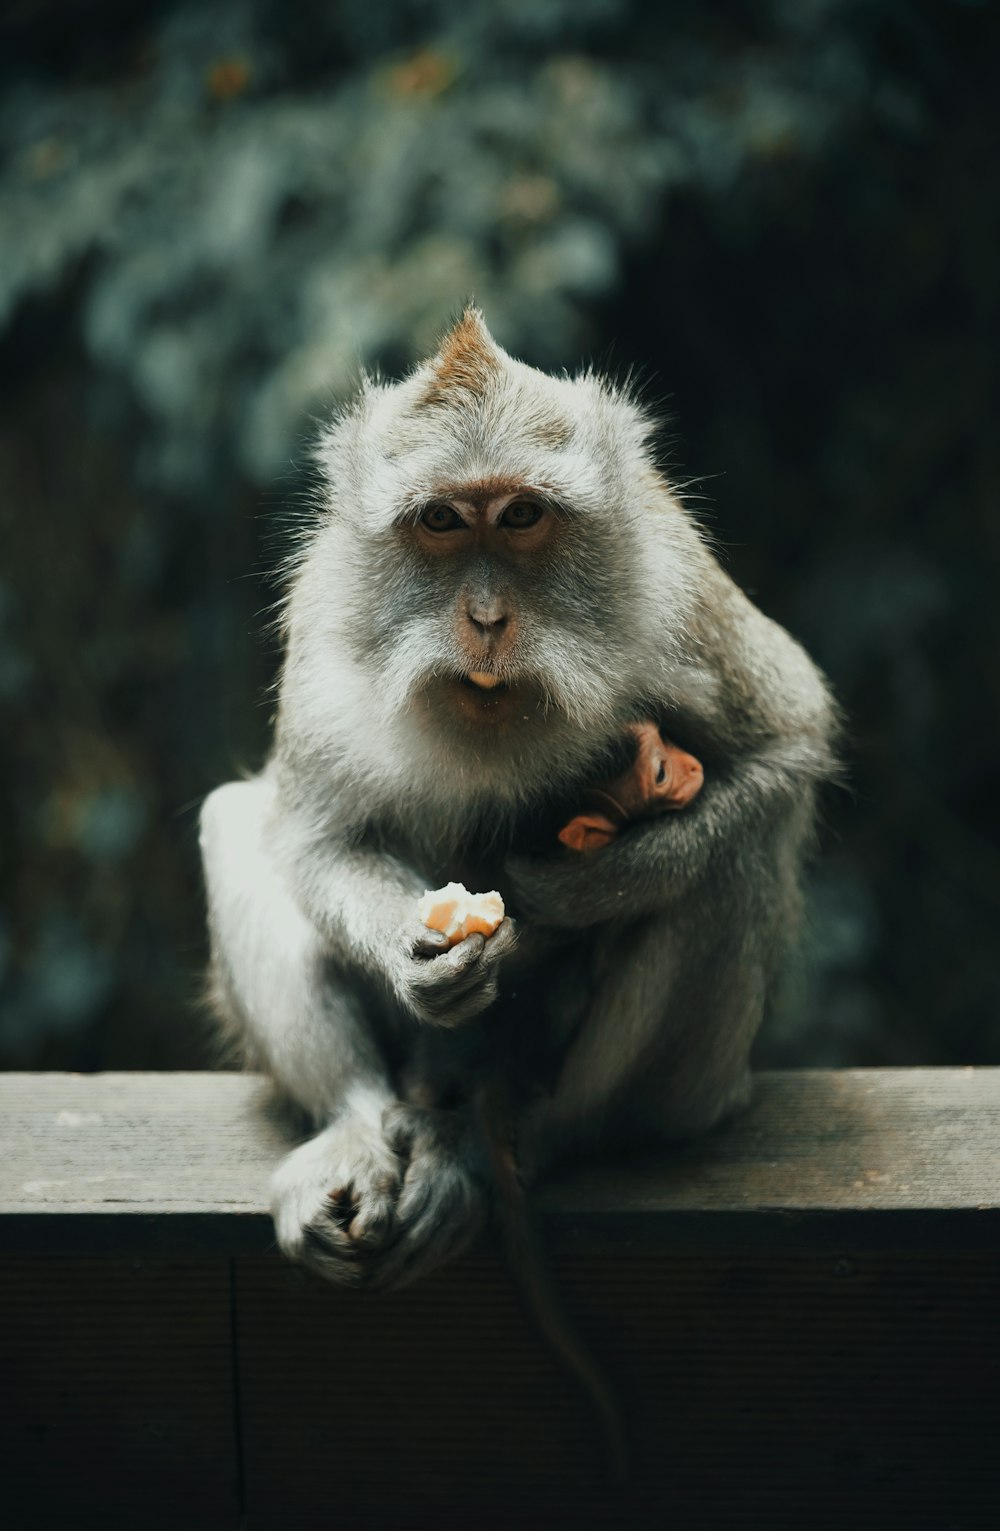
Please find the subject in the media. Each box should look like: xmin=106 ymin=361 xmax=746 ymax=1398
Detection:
xmin=558 ymin=722 xmax=704 ymax=851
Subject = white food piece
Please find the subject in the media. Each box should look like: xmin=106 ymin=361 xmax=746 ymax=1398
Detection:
xmin=417 ymin=881 xmax=505 ymax=947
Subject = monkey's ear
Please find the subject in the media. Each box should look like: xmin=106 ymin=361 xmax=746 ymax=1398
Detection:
xmin=420 ymin=305 xmax=503 ymax=406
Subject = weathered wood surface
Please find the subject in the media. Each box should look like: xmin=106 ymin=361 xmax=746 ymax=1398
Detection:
xmin=2 ymin=1257 xmax=240 ymax=1529
xmin=232 ymin=1248 xmax=1000 ymax=1531
xmin=1 ymin=1068 xmax=998 ymax=1253
xmin=2 ymin=1069 xmax=999 ymax=1530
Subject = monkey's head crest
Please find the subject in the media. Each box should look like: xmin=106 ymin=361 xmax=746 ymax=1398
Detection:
xmin=419 ymin=306 xmax=503 ymax=408
xmin=313 ymin=304 xmax=664 ymax=532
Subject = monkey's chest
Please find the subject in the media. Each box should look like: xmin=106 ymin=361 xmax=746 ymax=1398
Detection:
xmin=428 ymin=794 xmax=582 ymax=918
xmin=400 ymin=936 xmax=591 ymax=1113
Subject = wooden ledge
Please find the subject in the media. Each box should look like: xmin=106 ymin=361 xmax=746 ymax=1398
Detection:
xmin=2 ymin=1067 xmax=998 ymax=1256
xmin=4 ymin=1069 xmax=999 ymax=1528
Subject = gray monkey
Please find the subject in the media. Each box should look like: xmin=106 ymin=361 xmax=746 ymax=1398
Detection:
xmin=200 ymin=308 xmax=836 ymax=1290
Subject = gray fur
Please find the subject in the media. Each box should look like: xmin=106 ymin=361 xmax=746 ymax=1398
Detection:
xmin=200 ymin=309 xmax=837 ymax=1286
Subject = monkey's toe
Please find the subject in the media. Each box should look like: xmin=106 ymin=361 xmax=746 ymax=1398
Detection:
xmin=297 ymin=1179 xmax=397 ymax=1281
xmin=341 ymin=1173 xmax=399 ymax=1251
xmin=366 ymin=1122 xmax=486 ymax=1290
xmin=271 ymin=1122 xmax=404 ymax=1284
xmin=301 ymin=1217 xmax=365 ymax=1284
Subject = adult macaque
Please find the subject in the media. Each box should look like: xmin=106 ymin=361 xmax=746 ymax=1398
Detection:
xmin=200 ymin=308 xmax=836 ymax=1291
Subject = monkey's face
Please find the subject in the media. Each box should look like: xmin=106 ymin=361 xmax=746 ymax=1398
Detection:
xmin=399 ymin=481 xmax=604 ymax=733
xmin=411 ymin=485 xmax=550 ymax=720
xmin=358 ymin=460 xmax=638 ymax=750
xmin=303 ymin=308 xmax=697 ymax=802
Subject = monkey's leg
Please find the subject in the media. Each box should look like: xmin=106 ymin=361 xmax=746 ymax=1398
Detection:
xmin=200 ymin=778 xmax=488 ymax=1287
xmin=201 ymin=778 xmax=405 ymax=1282
xmin=527 ymin=897 xmax=768 ymax=1171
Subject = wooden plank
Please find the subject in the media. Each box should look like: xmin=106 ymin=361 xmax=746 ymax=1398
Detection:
xmin=1 ymin=1070 xmax=998 ymax=1530
xmin=235 ymin=1249 xmax=1000 ymax=1531
xmin=0 ymin=1257 xmax=240 ymax=1530
xmin=0 ymin=1069 xmax=998 ymax=1252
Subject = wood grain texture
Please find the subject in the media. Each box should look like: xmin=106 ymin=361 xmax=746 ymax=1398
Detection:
xmin=1 ymin=1069 xmax=999 ymax=1253
xmin=0 ymin=1257 xmax=239 ymax=1530
xmin=235 ymin=1249 xmax=1000 ymax=1531
xmin=2 ymin=1070 xmax=998 ymax=1529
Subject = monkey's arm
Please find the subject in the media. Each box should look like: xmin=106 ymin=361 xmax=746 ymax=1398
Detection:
xmin=273 ymin=812 xmax=427 ymax=968
xmin=271 ymin=799 xmax=516 ymax=1026
xmin=201 ymin=776 xmax=491 ymax=1285
xmin=507 ymin=581 xmax=837 ymax=929
xmin=507 ymin=752 xmax=816 ymax=927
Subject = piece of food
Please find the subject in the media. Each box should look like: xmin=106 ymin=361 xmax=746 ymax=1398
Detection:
xmin=418 ymin=881 xmax=505 ymax=947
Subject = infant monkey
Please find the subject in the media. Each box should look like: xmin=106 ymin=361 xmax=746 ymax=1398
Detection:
xmin=558 ymin=723 xmax=704 ymax=852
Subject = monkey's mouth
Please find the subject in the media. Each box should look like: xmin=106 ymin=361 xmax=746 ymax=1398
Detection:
xmin=461 ymin=672 xmax=508 ymax=694
xmin=440 ymin=669 xmax=539 ymax=731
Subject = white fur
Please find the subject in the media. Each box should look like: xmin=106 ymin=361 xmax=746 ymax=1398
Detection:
xmin=201 ymin=310 xmax=837 ymax=1287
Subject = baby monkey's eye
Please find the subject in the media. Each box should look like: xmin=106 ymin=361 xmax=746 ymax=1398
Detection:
xmin=501 ymin=499 xmax=543 ymax=529
xmin=421 ymin=503 xmax=465 ymax=532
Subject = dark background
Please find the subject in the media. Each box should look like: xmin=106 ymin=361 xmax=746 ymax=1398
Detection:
xmin=1 ymin=0 xmax=997 ymax=1073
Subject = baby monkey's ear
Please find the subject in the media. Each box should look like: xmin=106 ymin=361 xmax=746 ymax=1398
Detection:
xmin=558 ymin=813 xmax=619 ymax=853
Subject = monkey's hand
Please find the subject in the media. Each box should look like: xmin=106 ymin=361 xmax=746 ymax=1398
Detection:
xmin=395 ymin=916 xmax=518 ymax=1026
xmin=367 ymin=1103 xmax=488 ymax=1288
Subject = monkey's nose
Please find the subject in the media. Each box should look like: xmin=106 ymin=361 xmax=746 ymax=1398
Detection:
xmin=465 ymin=601 xmax=509 ymax=637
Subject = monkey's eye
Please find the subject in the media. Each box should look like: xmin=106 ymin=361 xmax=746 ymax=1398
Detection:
xmin=421 ymin=503 xmax=465 ymax=532
xmin=501 ymin=499 xmax=543 ymax=529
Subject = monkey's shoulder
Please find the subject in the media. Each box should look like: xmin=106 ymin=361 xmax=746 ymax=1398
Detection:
xmin=660 ymin=565 xmax=836 ymax=753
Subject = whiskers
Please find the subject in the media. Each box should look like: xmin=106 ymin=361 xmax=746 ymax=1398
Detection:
xmin=528 ymin=630 xmax=622 ymax=735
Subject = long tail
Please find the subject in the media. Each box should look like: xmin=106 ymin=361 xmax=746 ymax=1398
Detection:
xmin=476 ymin=1078 xmax=630 ymax=1483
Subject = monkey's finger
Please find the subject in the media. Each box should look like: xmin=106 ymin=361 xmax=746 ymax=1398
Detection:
xmin=410 ymin=927 xmax=449 ymax=958
xmin=382 ymin=1101 xmax=430 ymax=1157
xmin=481 ymin=916 xmax=518 ymax=964
xmin=410 ymin=945 xmax=492 ymax=1005
xmin=410 ymin=979 xmax=500 ymax=1028
xmin=437 ymin=931 xmax=486 ymax=975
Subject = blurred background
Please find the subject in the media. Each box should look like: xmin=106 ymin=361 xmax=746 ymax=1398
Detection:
xmin=1 ymin=0 xmax=997 ymax=1073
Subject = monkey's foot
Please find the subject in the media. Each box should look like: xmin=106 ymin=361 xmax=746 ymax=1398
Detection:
xmin=271 ymin=1119 xmax=402 ymax=1286
xmin=365 ymin=1103 xmax=487 ymax=1290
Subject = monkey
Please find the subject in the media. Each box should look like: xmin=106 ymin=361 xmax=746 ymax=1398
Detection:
xmin=199 ymin=305 xmax=836 ymax=1318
